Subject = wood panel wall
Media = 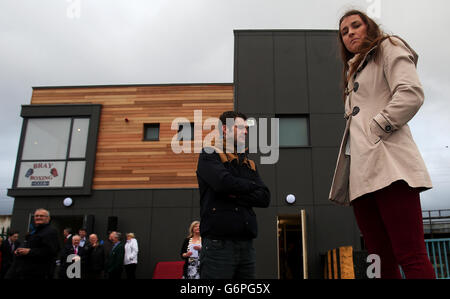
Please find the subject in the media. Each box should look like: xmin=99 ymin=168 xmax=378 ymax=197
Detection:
xmin=31 ymin=84 xmax=234 ymax=189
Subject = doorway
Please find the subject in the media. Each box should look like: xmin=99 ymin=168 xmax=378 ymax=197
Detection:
xmin=50 ymin=215 xmax=85 ymax=245
xmin=277 ymin=210 xmax=308 ymax=279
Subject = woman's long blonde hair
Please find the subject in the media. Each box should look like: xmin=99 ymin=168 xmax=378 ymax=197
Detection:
xmin=187 ymin=220 xmax=200 ymax=238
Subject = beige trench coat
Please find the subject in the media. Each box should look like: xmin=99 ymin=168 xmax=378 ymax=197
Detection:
xmin=329 ymin=36 xmax=432 ymax=206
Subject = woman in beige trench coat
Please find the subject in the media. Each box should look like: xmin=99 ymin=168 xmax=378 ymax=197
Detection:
xmin=329 ymin=10 xmax=435 ymax=279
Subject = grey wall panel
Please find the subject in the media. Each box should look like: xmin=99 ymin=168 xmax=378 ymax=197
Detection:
xmin=235 ymin=33 xmax=274 ymax=114
xmin=113 ymin=189 xmax=152 ymax=208
xmin=313 ymin=205 xmax=360 ymax=254
xmin=9 ymin=208 xmax=31 ymax=238
xmin=13 ymin=196 xmax=48 ymax=210
xmin=254 ymin=206 xmax=278 ymax=279
xmin=311 ymin=147 xmax=340 ymax=205
xmin=274 ymin=32 xmax=309 ymax=114
xmin=149 ymin=207 xmax=194 ymax=277
xmin=255 ymin=162 xmax=277 ymax=207
xmin=276 ymin=149 xmax=313 ymax=206
xmin=75 ymin=190 xmax=114 ymax=209
xmin=192 ymin=189 xmax=200 ymax=208
xmin=310 ymin=113 xmax=345 ymax=147
xmin=306 ymin=33 xmax=344 ymax=114
xmin=152 ymin=189 xmax=193 ymax=208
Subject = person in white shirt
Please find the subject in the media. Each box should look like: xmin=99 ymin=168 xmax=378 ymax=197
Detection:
xmin=123 ymin=232 xmax=139 ymax=279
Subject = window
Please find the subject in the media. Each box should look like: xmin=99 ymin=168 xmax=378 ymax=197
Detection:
xmin=17 ymin=117 xmax=89 ymax=188
xmin=143 ymin=124 xmax=160 ymax=141
xmin=177 ymin=122 xmax=194 ymax=141
xmin=278 ymin=115 xmax=310 ymax=147
xmin=8 ymin=104 xmax=101 ymax=197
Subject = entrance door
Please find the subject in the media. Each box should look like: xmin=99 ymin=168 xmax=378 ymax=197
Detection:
xmin=277 ymin=210 xmax=308 ymax=279
xmin=50 ymin=215 xmax=84 ymax=245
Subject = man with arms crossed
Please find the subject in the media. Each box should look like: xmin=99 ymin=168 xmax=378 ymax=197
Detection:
xmin=196 ymin=111 xmax=270 ymax=279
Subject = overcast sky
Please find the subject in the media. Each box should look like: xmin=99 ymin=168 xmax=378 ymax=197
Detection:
xmin=1 ymin=0 xmax=449 ymax=211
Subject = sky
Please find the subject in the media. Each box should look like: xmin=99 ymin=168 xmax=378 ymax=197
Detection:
xmin=0 ymin=0 xmax=449 ymax=212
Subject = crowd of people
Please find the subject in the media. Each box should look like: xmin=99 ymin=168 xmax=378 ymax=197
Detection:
xmin=0 ymin=208 xmax=139 ymax=279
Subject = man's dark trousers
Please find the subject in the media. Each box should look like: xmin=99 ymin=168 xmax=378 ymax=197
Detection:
xmin=200 ymin=238 xmax=255 ymax=279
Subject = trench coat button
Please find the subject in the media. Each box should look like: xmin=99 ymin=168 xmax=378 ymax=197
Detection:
xmin=385 ymin=125 xmax=392 ymax=132
xmin=353 ymin=82 xmax=359 ymax=92
xmin=352 ymin=106 xmax=360 ymax=116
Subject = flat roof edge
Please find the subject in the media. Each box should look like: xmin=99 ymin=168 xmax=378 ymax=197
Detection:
xmin=32 ymin=82 xmax=233 ymax=90
xmin=233 ymin=29 xmax=338 ymax=33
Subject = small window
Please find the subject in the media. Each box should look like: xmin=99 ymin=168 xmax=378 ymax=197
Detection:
xmin=278 ymin=115 xmax=310 ymax=147
xmin=144 ymin=124 xmax=160 ymax=141
xmin=177 ymin=122 xmax=194 ymax=141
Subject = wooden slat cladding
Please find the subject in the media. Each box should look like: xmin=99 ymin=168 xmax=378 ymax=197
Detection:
xmin=31 ymin=84 xmax=234 ymax=189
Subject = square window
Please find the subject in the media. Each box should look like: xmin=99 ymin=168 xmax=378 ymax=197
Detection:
xmin=278 ymin=116 xmax=310 ymax=147
xmin=22 ymin=118 xmax=71 ymax=160
xmin=177 ymin=122 xmax=194 ymax=141
xmin=144 ymin=124 xmax=160 ymax=141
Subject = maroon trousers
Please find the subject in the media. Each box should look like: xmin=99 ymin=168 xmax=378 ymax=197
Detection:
xmin=352 ymin=180 xmax=435 ymax=279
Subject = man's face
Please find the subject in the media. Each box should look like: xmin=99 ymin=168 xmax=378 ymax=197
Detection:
xmin=10 ymin=233 xmax=19 ymax=242
xmin=79 ymin=230 xmax=86 ymax=238
xmin=223 ymin=117 xmax=248 ymax=150
xmin=72 ymin=236 xmax=81 ymax=247
xmin=89 ymin=234 xmax=98 ymax=245
xmin=34 ymin=210 xmax=50 ymax=226
xmin=109 ymin=232 xmax=117 ymax=242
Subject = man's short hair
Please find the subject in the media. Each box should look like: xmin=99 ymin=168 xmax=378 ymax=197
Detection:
xmin=110 ymin=231 xmax=121 ymax=240
xmin=219 ymin=111 xmax=248 ymax=128
xmin=8 ymin=231 xmax=19 ymax=237
xmin=34 ymin=208 xmax=50 ymax=217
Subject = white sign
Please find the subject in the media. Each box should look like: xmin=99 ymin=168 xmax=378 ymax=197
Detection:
xmin=17 ymin=161 xmax=66 ymax=188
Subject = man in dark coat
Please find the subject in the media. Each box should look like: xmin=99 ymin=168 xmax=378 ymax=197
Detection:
xmin=85 ymin=233 xmax=105 ymax=279
xmin=105 ymin=231 xmax=124 ymax=279
xmin=6 ymin=208 xmax=60 ymax=279
xmin=196 ymin=111 xmax=270 ymax=279
xmin=0 ymin=231 xmax=20 ymax=278
xmin=59 ymin=234 xmax=86 ymax=279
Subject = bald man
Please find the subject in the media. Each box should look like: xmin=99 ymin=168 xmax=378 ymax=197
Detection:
xmin=6 ymin=209 xmax=59 ymax=279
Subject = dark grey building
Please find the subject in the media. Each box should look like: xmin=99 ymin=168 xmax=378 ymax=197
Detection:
xmin=234 ymin=30 xmax=361 ymax=279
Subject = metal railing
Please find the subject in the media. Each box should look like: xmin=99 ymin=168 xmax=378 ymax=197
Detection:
xmin=422 ymin=210 xmax=450 ymax=236
xmin=0 ymin=226 xmax=10 ymax=241
xmin=426 ymin=238 xmax=450 ymax=279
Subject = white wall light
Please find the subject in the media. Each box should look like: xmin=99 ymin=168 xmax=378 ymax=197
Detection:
xmin=63 ymin=197 xmax=73 ymax=207
xmin=286 ymin=194 xmax=296 ymax=205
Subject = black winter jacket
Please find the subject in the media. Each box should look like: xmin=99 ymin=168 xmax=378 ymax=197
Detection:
xmin=196 ymin=147 xmax=270 ymax=240
xmin=7 ymin=223 xmax=59 ymax=279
